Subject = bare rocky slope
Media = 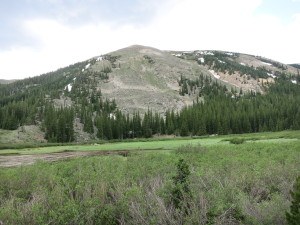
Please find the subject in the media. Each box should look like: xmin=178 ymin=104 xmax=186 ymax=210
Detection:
xmin=79 ymin=45 xmax=298 ymax=115
xmin=89 ymin=45 xmax=206 ymax=114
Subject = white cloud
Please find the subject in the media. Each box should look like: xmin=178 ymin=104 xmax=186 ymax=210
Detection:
xmin=149 ymin=0 xmax=299 ymax=63
xmin=0 ymin=19 xmax=147 ymax=79
xmin=0 ymin=0 xmax=299 ymax=80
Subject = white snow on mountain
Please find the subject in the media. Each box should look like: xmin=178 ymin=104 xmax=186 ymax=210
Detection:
xmin=261 ymin=61 xmax=272 ymax=66
xmin=209 ymin=70 xmax=220 ymax=79
xmin=65 ymin=84 xmax=72 ymax=92
xmin=198 ymin=57 xmax=205 ymax=63
xmin=267 ymin=73 xmax=276 ymax=78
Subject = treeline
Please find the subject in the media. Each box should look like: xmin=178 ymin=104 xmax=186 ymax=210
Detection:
xmin=2 ymin=77 xmax=300 ymax=142
xmin=178 ymin=73 xmax=233 ymax=97
xmin=256 ymin=56 xmax=287 ymax=70
xmin=0 ymin=60 xmax=89 ymax=130
xmin=42 ymin=104 xmax=75 ymax=142
xmin=0 ymin=55 xmax=115 ymax=132
xmin=73 ymin=79 xmax=300 ymax=141
xmin=201 ymin=54 xmax=273 ymax=79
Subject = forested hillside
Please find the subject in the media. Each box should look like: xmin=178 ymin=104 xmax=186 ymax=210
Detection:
xmin=0 ymin=46 xmax=299 ymax=143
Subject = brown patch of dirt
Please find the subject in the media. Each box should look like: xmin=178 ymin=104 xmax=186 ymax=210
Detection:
xmin=0 ymin=148 xmax=164 ymax=168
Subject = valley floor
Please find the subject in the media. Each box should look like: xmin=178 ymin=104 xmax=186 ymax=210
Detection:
xmin=0 ymin=130 xmax=299 ymax=224
xmin=0 ymin=130 xmax=299 ymax=168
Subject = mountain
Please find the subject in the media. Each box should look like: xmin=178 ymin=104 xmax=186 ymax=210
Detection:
xmin=0 ymin=45 xmax=299 ymax=143
xmin=58 ymin=44 xmax=299 ymax=114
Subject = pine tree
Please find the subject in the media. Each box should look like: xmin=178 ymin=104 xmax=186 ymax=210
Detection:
xmin=171 ymin=159 xmax=191 ymax=209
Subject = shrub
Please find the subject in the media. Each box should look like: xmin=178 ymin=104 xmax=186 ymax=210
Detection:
xmin=175 ymin=144 xmax=205 ymax=154
xmin=171 ymin=159 xmax=191 ymax=209
xmin=286 ymin=176 xmax=300 ymax=224
xmin=229 ymin=138 xmax=245 ymax=144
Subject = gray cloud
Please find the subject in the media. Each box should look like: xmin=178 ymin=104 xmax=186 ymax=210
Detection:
xmin=0 ymin=0 xmax=162 ymax=49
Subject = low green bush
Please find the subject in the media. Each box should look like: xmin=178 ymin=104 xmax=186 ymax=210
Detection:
xmin=229 ymin=138 xmax=245 ymax=144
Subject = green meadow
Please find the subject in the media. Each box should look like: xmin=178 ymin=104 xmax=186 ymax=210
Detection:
xmin=0 ymin=130 xmax=300 ymax=224
xmin=0 ymin=130 xmax=299 ymax=155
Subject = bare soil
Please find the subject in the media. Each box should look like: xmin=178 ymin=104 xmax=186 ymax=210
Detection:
xmin=0 ymin=149 xmax=163 ymax=168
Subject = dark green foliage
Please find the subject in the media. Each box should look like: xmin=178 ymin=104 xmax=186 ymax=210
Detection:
xmin=2 ymin=78 xmax=300 ymax=142
xmin=178 ymin=73 xmax=232 ymax=97
xmin=286 ymin=176 xmax=300 ymax=224
xmin=289 ymin=64 xmax=300 ymax=69
xmin=171 ymin=159 xmax=191 ymax=209
xmin=103 ymin=54 xmax=121 ymax=68
xmin=199 ymin=53 xmax=272 ymax=79
xmin=229 ymin=138 xmax=245 ymax=144
xmin=257 ymin=56 xmax=287 ymax=70
xmin=143 ymin=55 xmax=155 ymax=64
xmin=101 ymin=66 xmax=112 ymax=74
xmin=43 ymin=104 xmax=74 ymax=142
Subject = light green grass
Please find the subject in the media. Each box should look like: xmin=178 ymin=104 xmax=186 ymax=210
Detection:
xmin=0 ymin=137 xmax=224 ymax=155
xmin=0 ymin=129 xmax=18 ymax=144
xmin=0 ymin=130 xmax=299 ymax=155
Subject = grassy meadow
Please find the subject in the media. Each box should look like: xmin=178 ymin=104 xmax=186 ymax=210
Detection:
xmin=0 ymin=130 xmax=300 ymax=224
xmin=0 ymin=130 xmax=299 ymax=155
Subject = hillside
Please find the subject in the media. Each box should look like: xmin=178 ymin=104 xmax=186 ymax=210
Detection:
xmin=290 ymin=63 xmax=300 ymax=69
xmin=0 ymin=45 xmax=299 ymax=143
xmin=88 ymin=45 xmax=202 ymax=114
xmin=85 ymin=45 xmax=300 ymax=114
xmin=0 ymin=79 xmax=17 ymax=84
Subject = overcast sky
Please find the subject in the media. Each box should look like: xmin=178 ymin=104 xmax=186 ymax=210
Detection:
xmin=0 ymin=0 xmax=300 ymax=80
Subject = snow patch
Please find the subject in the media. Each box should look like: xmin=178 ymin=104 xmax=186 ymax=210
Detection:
xmin=109 ymin=113 xmax=116 ymax=120
xmin=267 ymin=73 xmax=276 ymax=78
xmin=85 ymin=63 xmax=91 ymax=69
xmin=291 ymin=80 xmax=297 ymax=84
xmin=198 ymin=57 xmax=205 ymax=63
xmin=65 ymin=84 xmax=72 ymax=92
xmin=199 ymin=51 xmax=214 ymax=55
xmin=209 ymin=70 xmax=220 ymax=79
xmin=172 ymin=53 xmax=182 ymax=57
xmin=82 ymin=69 xmax=84 ymax=72
xmin=226 ymin=52 xmax=234 ymax=56
xmin=218 ymin=60 xmax=226 ymax=64
xmin=73 ymin=77 xmax=76 ymax=81
xmin=240 ymin=63 xmax=246 ymax=66
xmin=261 ymin=61 xmax=272 ymax=66
xmin=96 ymin=56 xmax=103 ymax=61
